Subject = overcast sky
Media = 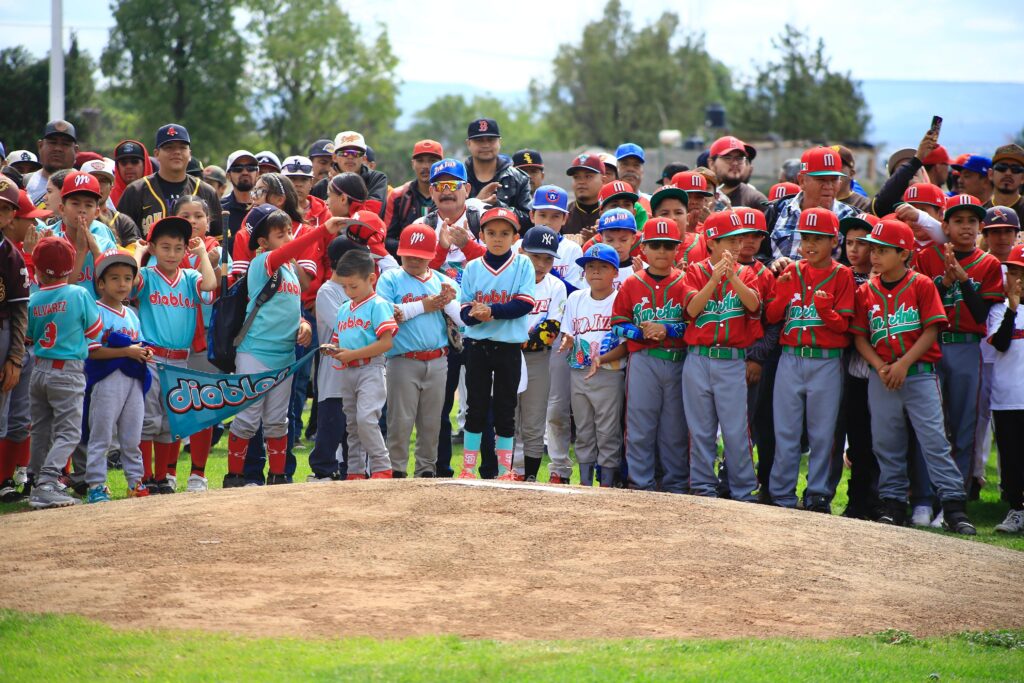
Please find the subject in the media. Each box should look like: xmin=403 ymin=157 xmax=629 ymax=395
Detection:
xmin=1 ymin=0 xmax=1022 ymax=91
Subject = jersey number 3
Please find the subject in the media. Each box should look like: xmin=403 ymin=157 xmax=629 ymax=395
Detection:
xmin=39 ymin=321 xmax=58 ymax=349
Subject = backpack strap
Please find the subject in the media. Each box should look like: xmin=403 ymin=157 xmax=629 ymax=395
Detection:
xmin=232 ymin=269 xmax=281 ymax=346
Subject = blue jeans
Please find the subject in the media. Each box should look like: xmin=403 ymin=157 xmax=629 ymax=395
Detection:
xmin=309 ymin=397 xmax=348 ymax=477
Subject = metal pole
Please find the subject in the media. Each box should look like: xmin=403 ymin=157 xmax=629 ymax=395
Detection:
xmin=49 ymin=0 xmax=64 ymax=121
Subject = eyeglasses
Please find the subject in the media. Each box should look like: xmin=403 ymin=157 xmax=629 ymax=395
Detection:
xmin=336 ymin=149 xmax=363 ymax=158
xmin=993 ymin=163 xmax=1024 ymax=174
xmin=251 ymin=188 xmax=267 ymax=199
xmin=229 ymin=164 xmax=259 ymax=173
xmin=283 ymin=162 xmax=313 ymax=174
xmin=431 ymin=181 xmax=465 ymax=192
xmin=717 ymin=154 xmax=748 ymax=166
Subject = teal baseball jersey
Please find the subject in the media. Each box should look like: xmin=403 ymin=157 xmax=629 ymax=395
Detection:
xmin=51 ymin=219 xmax=120 ymax=295
xmin=330 ymin=294 xmax=399 ymax=355
xmin=458 ymin=253 xmax=536 ymax=344
xmin=135 ymin=265 xmax=203 ymax=350
xmin=376 ymin=268 xmax=457 ymax=356
xmin=28 ymin=283 xmax=102 ymax=360
xmin=89 ymin=301 xmax=144 ymax=351
xmin=238 ymin=252 xmax=302 ymax=369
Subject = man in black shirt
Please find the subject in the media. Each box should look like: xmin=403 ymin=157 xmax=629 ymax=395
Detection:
xmin=463 ymin=118 xmax=533 ymax=228
xmin=221 ymin=149 xmax=259 ymax=249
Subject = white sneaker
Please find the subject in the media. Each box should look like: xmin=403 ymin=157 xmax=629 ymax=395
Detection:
xmin=186 ymin=474 xmax=208 ymax=493
xmin=995 ymin=509 xmax=1024 ymax=534
xmin=166 ymin=474 xmax=177 ymax=492
xmin=13 ymin=466 xmax=28 ymax=486
xmin=930 ymin=511 xmax=945 ymax=528
xmin=911 ymin=505 xmax=932 ymax=527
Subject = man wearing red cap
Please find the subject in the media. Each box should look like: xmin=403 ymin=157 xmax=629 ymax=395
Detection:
xmin=564 ymin=154 xmax=606 ymax=238
xmin=709 ymin=136 xmax=767 ymax=209
xmin=384 ymin=140 xmax=444 ymax=255
xmin=922 ymin=144 xmax=951 ymax=188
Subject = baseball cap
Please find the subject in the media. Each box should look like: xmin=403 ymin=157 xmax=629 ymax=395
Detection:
xmin=521 ymin=226 xmax=560 ymax=256
xmin=860 ymin=219 xmax=914 ymax=250
xmin=982 ymin=206 xmax=1021 ymax=232
xmin=597 ymin=208 xmax=637 ymax=233
xmin=886 ymin=147 xmax=917 ymax=175
xmin=801 ymin=147 xmax=846 ymax=177
xmin=467 ymin=118 xmax=500 ymax=139
xmin=75 ymin=151 xmax=103 ymax=168
xmin=15 ymin=189 xmax=51 ymax=219
xmin=796 ymin=207 xmax=840 ymax=237
xmin=598 ymin=180 xmax=638 ymax=207
xmin=346 ymin=210 xmax=389 ymax=258
xmin=61 ymin=171 xmax=102 ymax=199
xmin=641 ymin=217 xmax=681 ymax=244
xmin=256 ymin=151 xmax=282 ymax=171
xmin=155 ymin=123 xmax=190 ymax=148
xmin=34 ymin=236 xmax=76 ymax=278
xmin=430 ymin=158 xmax=468 ymax=183
xmin=703 ymin=211 xmax=759 ymax=240
xmin=327 ymin=234 xmax=369 ymax=268
xmin=532 ymin=185 xmax=568 ymax=213
xmin=649 ymin=185 xmax=689 ymax=214
xmin=615 ymin=142 xmax=645 ymax=162
xmin=943 ymin=194 xmax=986 ymax=221
xmin=1005 ymin=244 xmax=1024 ymax=269
xmin=364 ymin=146 xmax=376 ymax=164
xmin=901 ymin=183 xmax=945 ymax=208
xmin=43 ymin=119 xmax=77 ymax=141
xmin=243 ymin=205 xmax=280 ymax=251
xmin=204 ymin=165 xmax=227 ymax=186
xmin=566 ymin=153 xmax=605 ymax=177
xmin=575 ymin=242 xmax=620 ymax=270
xmin=839 ymin=211 xmax=882 ymax=236
xmin=512 ymin=148 xmax=543 ymax=169
xmin=599 ymin=152 xmax=618 ymax=172
xmin=922 ymin=145 xmax=950 ymax=166
xmin=671 ymin=171 xmax=712 ymax=196
xmin=413 ymin=139 xmax=444 ymax=159
xmin=114 ymin=140 xmax=145 ymax=161
xmin=709 ymin=135 xmax=756 ymax=161
xmin=94 ymin=252 xmax=138 ymax=281
xmin=308 ymin=139 xmax=334 ymax=158
xmin=281 ymin=155 xmax=314 ymax=178
xmin=5 ymin=150 xmax=41 ymax=171
xmin=733 ymin=207 xmax=768 ymax=234
xmin=226 ymin=150 xmax=258 ymax=170
xmin=657 ymin=162 xmax=689 ymax=185
xmin=0 ymin=167 xmax=23 ymax=190
xmin=480 ymin=206 xmax=520 ymax=233
xmin=951 ymin=155 xmax=992 ymax=176
xmin=186 ymin=158 xmax=203 ymax=178
xmin=768 ymin=182 xmax=800 ymax=201
xmin=397 ymin=224 xmax=438 ymax=260
xmin=0 ymin=176 xmax=18 ymax=208
xmin=992 ymin=144 xmax=1024 ymax=166
xmin=81 ymin=158 xmax=115 ymax=181
xmin=333 ymin=131 xmax=367 ymax=152
xmin=148 ymin=215 xmax=193 ymax=244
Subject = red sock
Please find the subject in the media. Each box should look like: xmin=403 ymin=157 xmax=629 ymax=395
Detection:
xmin=140 ymin=441 xmax=153 ymax=480
xmin=154 ymin=442 xmax=170 ymax=481
xmin=227 ymin=433 xmax=249 ymax=475
xmin=63 ymin=458 xmax=71 ymax=476
xmin=267 ymin=436 xmax=287 ymax=476
xmin=13 ymin=438 xmax=29 ymax=467
xmin=0 ymin=440 xmax=14 ymax=481
xmin=189 ymin=428 xmax=212 ymax=475
xmin=164 ymin=441 xmax=181 ymax=476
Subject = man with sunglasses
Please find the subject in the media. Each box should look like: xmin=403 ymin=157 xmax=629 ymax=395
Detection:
xmin=310 ymin=131 xmax=387 ymax=215
xmin=464 ymin=118 xmax=533 ymax=230
xmin=709 ymin=136 xmax=767 ymax=210
xmin=282 ymin=155 xmax=331 ymax=231
xmin=221 ymin=149 xmax=259 ymax=249
xmin=384 ymin=140 xmax=444 ymax=255
xmin=986 ymin=144 xmax=1024 ymax=224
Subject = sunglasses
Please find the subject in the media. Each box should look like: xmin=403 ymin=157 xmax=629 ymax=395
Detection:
xmin=644 ymin=241 xmax=677 ymax=251
xmin=431 ymin=181 xmax=465 ymax=192
xmin=229 ymin=164 xmax=259 ymax=173
xmin=993 ymin=163 xmax=1024 ymax=174
xmin=336 ymin=149 xmax=364 ymax=158
xmin=283 ymin=162 xmax=313 ymax=174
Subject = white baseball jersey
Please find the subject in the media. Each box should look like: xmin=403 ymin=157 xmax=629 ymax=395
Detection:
xmin=526 ymin=273 xmax=568 ymax=331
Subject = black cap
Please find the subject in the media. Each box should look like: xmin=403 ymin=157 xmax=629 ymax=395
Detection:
xmin=43 ymin=119 xmax=77 ymax=142
xmin=146 ymin=216 xmax=192 ymax=244
xmin=513 ymin=149 xmax=543 ymax=168
xmin=155 ymin=123 xmax=190 ymax=148
xmin=245 ymin=204 xmax=283 ymax=251
xmin=1 ymin=167 xmax=25 ymax=189
xmin=308 ymin=139 xmax=334 ymax=158
xmin=695 ymin=150 xmax=710 ymax=169
xmin=467 ymin=118 xmax=500 ymax=139
xmin=657 ymin=162 xmax=689 ymax=185
xmin=365 ymin=145 xmax=376 ymax=163
xmin=114 ymin=140 xmax=145 ymax=160
xmin=327 ymin=235 xmax=369 ymax=269
xmin=186 ymin=158 xmax=204 ymax=178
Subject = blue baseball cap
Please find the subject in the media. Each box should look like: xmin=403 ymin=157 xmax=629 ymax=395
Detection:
xmin=597 ymin=207 xmax=637 ymax=233
xmin=532 ymin=185 xmax=568 ymax=213
xmin=521 ymin=226 xmax=560 ymax=257
xmin=615 ymin=142 xmax=645 ymax=163
xmin=430 ymin=158 xmax=467 ymax=183
xmin=576 ymin=242 xmax=620 ymax=269
xmin=952 ymin=154 xmax=992 ymax=176
xmin=155 ymin=123 xmax=190 ymax=148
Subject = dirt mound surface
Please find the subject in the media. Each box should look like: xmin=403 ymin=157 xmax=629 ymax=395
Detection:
xmin=2 ymin=480 xmax=1021 ymax=640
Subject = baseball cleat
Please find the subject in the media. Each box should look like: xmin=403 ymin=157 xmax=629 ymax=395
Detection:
xmin=186 ymin=474 xmax=209 ymax=493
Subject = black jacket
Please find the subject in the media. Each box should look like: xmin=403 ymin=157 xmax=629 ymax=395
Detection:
xmin=384 ymin=181 xmax=435 ymax=255
xmin=220 ymin=192 xmax=250 ymax=252
xmin=116 ymin=173 xmax=223 ymax=240
xmin=465 ymin=157 xmax=533 ymax=230
xmin=310 ymin=164 xmax=388 ymax=215
xmin=872 ymin=156 xmax=922 ymax=217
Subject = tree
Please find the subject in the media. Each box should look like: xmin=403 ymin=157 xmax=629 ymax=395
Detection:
xmin=246 ymin=0 xmax=400 ymax=156
xmin=730 ymin=25 xmax=870 ymax=142
xmin=101 ymin=0 xmax=249 ymax=162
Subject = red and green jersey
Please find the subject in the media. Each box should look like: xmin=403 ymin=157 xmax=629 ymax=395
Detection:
xmin=682 ymin=259 xmax=763 ymax=348
xmin=675 ymin=232 xmax=708 ymax=270
xmin=851 ymin=271 xmax=947 ymax=364
xmin=768 ymin=260 xmax=855 ymax=349
xmin=914 ymin=246 xmax=1004 ymax=335
xmin=611 ymin=268 xmax=691 ymax=353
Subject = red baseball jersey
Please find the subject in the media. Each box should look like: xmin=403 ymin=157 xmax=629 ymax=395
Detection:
xmin=742 ymin=259 xmax=775 ymax=340
xmin=851 ymin=270 xmax=947 ymax=363
xmin=914 ymin=245 xmax=1004 ymax=334
xmin=767 ymin=260 xmax=855 ymax=349
xmin=683 ymin=259 xmax=763 ymax=348
xmin=675 ymin=232 xmax=708 ymax=269
xmin=611 ymin=267 xmax=691 ymax=353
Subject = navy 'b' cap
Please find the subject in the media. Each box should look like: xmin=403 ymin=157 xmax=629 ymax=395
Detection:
xmin=468 ymin=118 xmax=500 ymax=139
xmin=156 ymin=123 xmax=190 ymax=148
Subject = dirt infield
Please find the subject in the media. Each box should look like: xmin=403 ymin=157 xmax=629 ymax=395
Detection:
xmin=2 ymin=480 xmax=1022 ymax=640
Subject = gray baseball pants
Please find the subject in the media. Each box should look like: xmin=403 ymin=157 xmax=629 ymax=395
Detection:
xmin=229 ymin=352 xmax=293 ymax=440
xmin=625 ymin=351 xmax=688 ymax=492
xmin=29 ymin=358 xmax=86 ymax=487
xmin=341 ymin=358 xmax=390 ymax=477
xmin=546 ymin=341 xmax=572 ymax=470
xmin=3 ymin=348 xmax=33 ymax=442
xmin=386 ymin=354 xmax=446 ymax=476
xmin=143 ymin=356 xmax=189 ymax=443
xmin=87 ymin=371 xmax=145 ymax=487
xmin=515 ymin=350 xmax=568 ymax=476
xmin=938 ymin=341 xmax=981 ymax=485
xmin=569 ymin=367 xmax=624 ymax=469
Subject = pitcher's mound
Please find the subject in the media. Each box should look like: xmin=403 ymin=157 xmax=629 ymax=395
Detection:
xmin=2 ymin=480 xmax=1021 ymax=640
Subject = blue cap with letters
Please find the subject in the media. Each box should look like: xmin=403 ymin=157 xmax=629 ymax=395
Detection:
xmin=597 ymin=207 xmax=637 ymax=233
xmin=430 ymin=158 xmax=468 ymax=183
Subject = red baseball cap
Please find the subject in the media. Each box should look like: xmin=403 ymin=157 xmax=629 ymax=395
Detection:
xmin=800 ymin=147 xmax=846 ymax=177
xmin=943 ymin=194 xmax=986 ymax=221
xmin=566 ymin=153 xmax=605 ymax=177
xmin=641 ymin=217 xmax=681 ymax=243
xmin=397 ymin=224 xmax=437 ymax=260
xmin=34 ymin=236 xmax=76 ymax=278
xmin=861 ymin=219 xmax=915 ymax=250
xmin=598 ymin=180 xmax=638 ymax=207
xmin=902 ymin=183 xmax=945 ymax=208
xmin=347 ymin=210 xmax=389 ymax=258
xmin=671 ymin=171 xmax=712 ymax=196
xmin=480 ymin=206 xmax=521 ymax=233
xmin=412 ymin=139 xmax=444 ymax=159
xmin=15 ymin=189 xmax=52 ymax=219
xmin=733 ymin=207 xmax=768 ymax=234
xmin=1005 ymin=244 xmax=1024 ymax=269
xmin=703 ymin=211 xmax=759 ymax=240
xmin=797 ymin=207 xmax=840 ymax=237
xmin=709 ymin=135 xmax=756 ymax=161
xmin=61 ymin=171 xmax=102 ymax=199
xmin=839 ymin=211 xmax=882 ymax=236
xmin=768 ymin=182 xmax=800 ymax=201
xmin=922 ymin=145 xmax=950 ymax=166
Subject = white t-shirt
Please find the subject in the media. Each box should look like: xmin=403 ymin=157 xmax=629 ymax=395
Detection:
xmin=986 ymin=301 xmax=1024 ymax=411
xmin=25 ymin=171 xmax=49 ymax=206
xmin=526 ymin=273 xmax=568 ymax=331
xmin=315 ymin=279 xmax=350 ymax=401
xmin=980 ymin=264 xmax=1007 ymax=364
xmin=563 ymin=288 xmax=623 ymax=371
